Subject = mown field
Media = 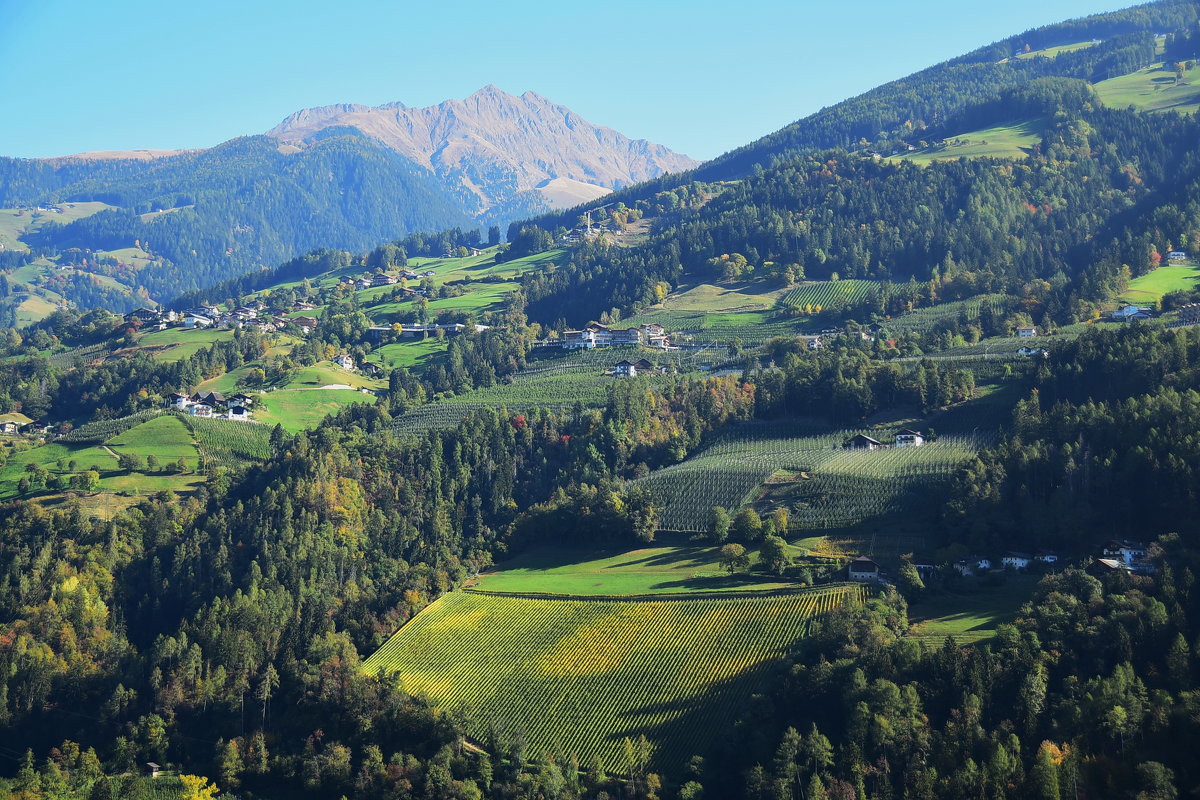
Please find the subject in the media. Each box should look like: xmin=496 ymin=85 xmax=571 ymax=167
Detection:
xmin=1095 ymin=62 xmax=1200 ymax=114
xmin=363 ymin=584 xmax=865 ymax=772
xmin=1122 ymin=262 xmax=1200 ymax=304
xmin=891 ymin=120 xmax=1045 ymax=165
xmin=475 ymin=543 xmax=811 ymax=595
xmin=255 ymin=387 xmax=377 ymax=432
xmin=908 ymin=577 xmax=1037 ymax=643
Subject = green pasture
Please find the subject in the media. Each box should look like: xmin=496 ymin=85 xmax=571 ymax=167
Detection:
xmin=894 ymin=119 xmax=1045 ymax=165
xmin=1096 ymin=62 xmax=1200 ymax=114
xmin=908 ymin=577 xmax=1037 ymax=643
xmin=365 ymin=337 xmax=448 ymax=371
xmin=1122 ymin=262 xmax=1200 ymax=304
xmin=137 ymin=327 xmax=235 ymax=362
xmin=476 ymin=543 xmax=809 ymax=596
xmin=254 ymin=388 xmax=377 ymax=432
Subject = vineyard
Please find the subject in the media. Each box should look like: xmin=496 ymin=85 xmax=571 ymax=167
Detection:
xmin=58 ymin=409 xmax=165 ymax=443
xmin=878 ymin=294 xmax=1012 ymax=335
xmin=183 ymin=416 xmax=275 ymax=465
xmin=632 ymin=422 xmax=980 ymax=531
xmin=363 ymin=584 xmax=866 ymax=772
xmin=780 ymin=280 xmax=880 ymax=309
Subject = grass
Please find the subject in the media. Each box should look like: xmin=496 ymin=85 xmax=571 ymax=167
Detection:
xmin=365 ymin=337 xmax=448 ymax=371
xmin=136 ymin=327 xmax=235 ymax=362
xmin=0 ymin=415 xmax=204 ymax=501
xmin=1096 ymin=62 xmax=1200 ymax=114
xmin=907 ymin=577 xmax=1036 ymax=643
xmin=15 ymin=294 xmax=59 ymax=325
xmin=0 ymin=201 xmax=116 ymax=251
xmin=254 ymin=388 xmax=377 ymax=432
xmin=1014 ymin=40 xmax=1097 ymax=60
xmin=283 ymin=361 xmax=386 ymax=390
xmin=1121 ymin=262 xmax=1200 ymax=304
xmin=107 ymin=415 xmax=198 ymax=468
xmin=658 ymin=281 xmax=790 ymax=313
xmin=363 ymin=584 xmax=864 ymax=773
xmin=893 ymin=119 xmax=1045 ymax=165
xmin=475 ymin=543 xmax=809 ymax=596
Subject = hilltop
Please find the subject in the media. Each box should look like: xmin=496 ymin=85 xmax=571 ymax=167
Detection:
xmin=267 ymin=85 xmax=697 ymax=218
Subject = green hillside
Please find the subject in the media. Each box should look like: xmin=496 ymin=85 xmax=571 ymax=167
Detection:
xmin=1096 ymin=61 xmax=1200 ymax=112
xmin=363 ymin=585 xmax=864 ymax=773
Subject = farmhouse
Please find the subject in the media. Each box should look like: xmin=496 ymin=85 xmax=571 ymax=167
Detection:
xmin=1112 ymin=304 xmax=1151 ymax=321
xmin=1018 ymin=346 xmax=1049 ymax=357
xmin=1002 ymin=551 xmax=1032 ymax=570
xmin=895 ymin=429 xmax=924 ymax=447
xmin=1088 ymin=558 xmax=1127 ymax=577
xmin=1167 ymin=250 xmax=1188 ymax=261
xmin=293 ymin=316 xmax=318 ymax=331
xmin=184 ymin=314 xmax=213 ymax=329
xmin=848 ymin=556 xmax=881 ymax=582
xmin=1036 ymin=550 xmax=1059 ymax=564
xmin=807 ymin=337 xmax=822 ymax=351
xmin=1017 ymin=325 xmax=1038 ymax=338
xmin=1102 ymin=539 xmax=1146 ymax=566
xmin=844 ymin=434 xmax=883 ymax=450
xmin=613 ymin=360 xmax=637 ymax=377
xmin=954 ymin=555 xmax=992 ymax=576
xmin=334 ymin=354 xmax=355 ymax=370
xmin=167 ymin=392 xmax=191 ymax=410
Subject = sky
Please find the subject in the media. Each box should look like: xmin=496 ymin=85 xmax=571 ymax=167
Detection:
xmin=0 ymin=0 xmax=1136 ymax=161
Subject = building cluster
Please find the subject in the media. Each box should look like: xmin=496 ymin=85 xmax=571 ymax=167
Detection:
xmin=612 ymin=359 xmax=672 ymax=378
xmin=1111 ymin=304 xmax=1153 ymax=322
xmin=533 ymin=323 xmax=671 ymax=351
xmin=844 ymin=429 xmax=926 ymax=450
xmin=1089 ymin=539 xmax=1154 ymax=576
xmin=367 ymin=322 xmax=489 ymax=342
xmin=340 ymin=269 xmax=435 ymax=292
xmin=166 ymin=391 xmax=255 ymax=420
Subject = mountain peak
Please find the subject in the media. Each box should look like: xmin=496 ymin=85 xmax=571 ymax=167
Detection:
xmin=266 ymin=87 xmax=697 ymax=217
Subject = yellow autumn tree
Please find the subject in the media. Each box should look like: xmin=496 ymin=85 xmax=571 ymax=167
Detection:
xmin=180 ymin=774 xmax=219 ymax=800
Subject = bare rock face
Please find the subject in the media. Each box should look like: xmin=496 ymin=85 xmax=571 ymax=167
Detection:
xmin=267 ymin=85 xmax=697 ymax=216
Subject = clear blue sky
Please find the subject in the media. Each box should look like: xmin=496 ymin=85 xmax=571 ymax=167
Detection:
xmin=1 ymin=0 xmax=1134 ymax=161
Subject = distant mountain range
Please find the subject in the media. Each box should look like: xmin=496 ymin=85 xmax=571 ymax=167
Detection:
xmin=0 ymin=87 xmax=694 ymax=310
xmin=266 ymin=85 xmax=697 ymax=219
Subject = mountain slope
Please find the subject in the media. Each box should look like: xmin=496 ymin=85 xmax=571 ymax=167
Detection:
xmin=266 ymin=85 xmax=697 ymax=218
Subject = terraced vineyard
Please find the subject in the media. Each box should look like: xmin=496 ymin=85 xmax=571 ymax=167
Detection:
xmin=633 ymin=422 xmax=980 ymax=531
xmin=363 ymin=584 xmax=865 ymax=772
xmin=781 ymin=280 xmax=879 ymax=309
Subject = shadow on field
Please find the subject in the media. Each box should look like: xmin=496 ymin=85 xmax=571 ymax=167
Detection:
xmin=605 ymin=547 xmax=715 ymax=570
xmin=649 ymin=573 xmax=778 ymax=591
xmin=602 ymin=657 xmax=783 ymax=775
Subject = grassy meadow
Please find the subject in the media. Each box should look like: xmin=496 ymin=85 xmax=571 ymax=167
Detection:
xmin=1122 ymin=262 xmax=1200 ymax=304
xmin=1096 ymin=62 xmax=1200 ymax=114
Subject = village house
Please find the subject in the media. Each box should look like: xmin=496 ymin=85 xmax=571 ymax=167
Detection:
xmin=845 ymin=433 xmax=883 ymax=450
xmin=848 ymin=556 xmax=882 ymax=582
xmin=613 ymin=360 xmax=637 ymax=377
xmin=1102 ymin=539 xmax=1146 ymax=566
xmin=1112 ymin=304 xmax=1151 ymax=322
xmin=334 ymin=354 xmax=355 ymax=370
xmin=1167 ymin=250 xmax=1188 ymax=262
xmin=293 ymin=316 xmax=318 ymax=331
xmin=895 ymin=429 xmax=924 ymax=447
xmin=184 ymin=314 xmax=213 ymax=329
xmin=371 ymin=273 xmax=399 ymax=287
xmin=1017 ymin=325 xmax=1038 ymax=338
xmin=167 ymin=392 xmax=191 ymax=410
xmin=954 ymin=555 xmax=992 ymax=576
xmin=1002 ymin=551 xmax=1032 ymax=570
xmin=1088 ymin=557 xmax=1127 ymax=577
